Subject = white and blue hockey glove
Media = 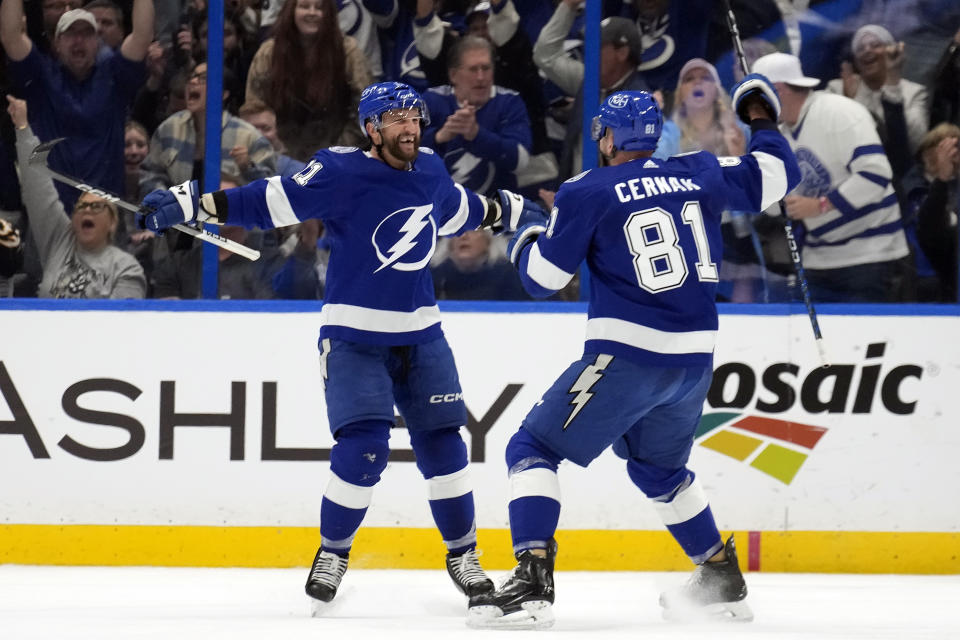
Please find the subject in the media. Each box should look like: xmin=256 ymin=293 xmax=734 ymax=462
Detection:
xmin=507 ymin=220 xmax=547 ymax=267
xmin=138 ymin=179 xmax=207 ymax=233
xmin=731 ymin=73 xmax=781 ymax=124
xmin=495 ymin=188 xmax=548 ymax=233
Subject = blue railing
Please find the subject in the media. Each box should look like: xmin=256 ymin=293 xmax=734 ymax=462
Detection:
xmin=0 ymin=298 xmax=956 ymax=316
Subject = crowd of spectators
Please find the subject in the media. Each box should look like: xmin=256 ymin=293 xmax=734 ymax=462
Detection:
xmin=1 ymin=0 xmax=959 ymax=303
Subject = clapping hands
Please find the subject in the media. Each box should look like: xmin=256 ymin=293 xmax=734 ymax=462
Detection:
xmin=435 ymin=105 xmax=479 ymax=144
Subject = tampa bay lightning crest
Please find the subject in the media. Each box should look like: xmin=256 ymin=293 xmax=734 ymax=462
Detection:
xmin=637 ymin=13 xmax=675 ymax=72
xmin=794 ymin=147 xmax=832 ymax=198
xmin=445 ymin=149 xmax=495 ymax=195
xmin=372 ymin=204 xmax=437 ymax=273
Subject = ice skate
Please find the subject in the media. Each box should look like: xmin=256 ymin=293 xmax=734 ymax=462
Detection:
xmin=467 ymin=539 xmax=557 ymax=629
xmin=446 ymin=548 xmax=494 ymax=606
xmin=305 ymin=548 xmax=348 ymax=616
xmin=659 ymin=535 xmax=753 ymax=622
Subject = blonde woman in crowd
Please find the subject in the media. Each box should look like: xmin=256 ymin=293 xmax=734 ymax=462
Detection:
xmin=655 ymin=58 xmax=745 ymax=159
xmin=654 ymin=58 xmax=765 ymax=302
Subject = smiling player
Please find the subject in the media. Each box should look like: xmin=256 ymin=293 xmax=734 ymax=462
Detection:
xmin=136 ymin=81 xmax=548 ymax=614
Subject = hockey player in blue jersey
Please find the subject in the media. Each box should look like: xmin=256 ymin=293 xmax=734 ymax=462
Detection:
xmin=467 ymin=77 xmax=801 ymax=629
xmin=136 ymin=81 xmax=547 ymax=613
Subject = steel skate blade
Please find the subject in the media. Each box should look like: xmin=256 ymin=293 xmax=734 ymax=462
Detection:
xmin=309 ymin=591 xmax=350 ymax=618
xmin=661 ymin=598 xmax=754 ymax=623
xmin=467 ymin=600 xmax=555 ymax=629
xmin=310 ymin=597 xmax=335 ymax=617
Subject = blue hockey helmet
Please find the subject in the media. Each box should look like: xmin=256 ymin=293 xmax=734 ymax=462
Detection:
xmin=357 ymin=81 xmax=430 ymax=137
xmin=590 ymin=91 xmax=662 ymax=152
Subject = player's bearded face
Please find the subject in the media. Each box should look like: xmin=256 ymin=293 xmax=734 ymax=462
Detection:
xmin=598 ymin=128 xmax=617 ymax=162
xmin=379 ymin=109 xmax=422 ymax=163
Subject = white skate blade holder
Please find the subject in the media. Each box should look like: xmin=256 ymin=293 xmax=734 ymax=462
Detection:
xmin=467 ymin=600 xmax=555 ymax=630
xmin=661 ymin=597 xmax=754 ymax=623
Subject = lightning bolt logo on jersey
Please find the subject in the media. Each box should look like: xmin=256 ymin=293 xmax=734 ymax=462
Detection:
xmin=219 ymin=144 xmax=492 ymax=346
xmin=563 ymin=354 xmax=614 ymax=429
xmin=448 ymin=150 xmax=495 ymax=195
xmin=372 ymin=204 xmax=437 ymax=273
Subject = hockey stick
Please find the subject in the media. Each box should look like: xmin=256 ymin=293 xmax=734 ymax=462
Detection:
xmin=723 ymin=0 xmax=829 ymax=367
xmin=28 ymin=139 xmax=261 ymax=262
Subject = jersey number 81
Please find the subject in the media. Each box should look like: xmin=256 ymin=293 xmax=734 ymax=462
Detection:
xmin=623 ymin=201 xmax=718 ymax=293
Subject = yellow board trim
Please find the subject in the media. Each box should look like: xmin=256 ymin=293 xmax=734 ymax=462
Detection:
xmin=1 ymin=526 xmax=958 ymax=574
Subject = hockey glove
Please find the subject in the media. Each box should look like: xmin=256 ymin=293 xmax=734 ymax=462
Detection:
xmin=138 ymin=179 xmax=215 ymax=233
xmin=491 ymin=188 xmax=549 ymax=233
xmin=507 ymin=221 xmax=547 ymax=267
xmin=731 ymin=73 xmax=781 ymax=124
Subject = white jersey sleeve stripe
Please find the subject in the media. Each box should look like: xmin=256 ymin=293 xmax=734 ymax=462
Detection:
xmin=586 ymin=317 xmax=716 ymax=354
xmin=427 ymin=466 xmax=471 ymax=500
xmin=319 ymin=303 xmax=442 ymax=333
xmin=751 ymin=150 xmax=788 ymax=211
xmin=515 ymin=143 xmax=530 ymax=172
xmin=264 ymin=176 xmax=301 ymax=228
xmin=526 ymin=242 xmax=575 ymax=291
xmin=510 ymin=467 xmax=561 ymax=502
xmin=437 ymin=183 xmax=471 ymax=236
xmin=324 ymin=471 xmax=374 ymax=510
xmin=651 ymin=476 xmax=709 ymax=525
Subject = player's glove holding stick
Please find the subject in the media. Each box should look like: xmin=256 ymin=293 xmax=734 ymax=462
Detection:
xmin=138 ymin=179 xmax=223 ymax=233
xmin=731 ymin=73 xmax=781 ymax=124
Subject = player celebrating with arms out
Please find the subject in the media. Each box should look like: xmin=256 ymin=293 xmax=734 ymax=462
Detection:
xmin=136 ymin=81 xmax=546 ymax=614
xmin=468 ymin=75 xmax=800 ymax=629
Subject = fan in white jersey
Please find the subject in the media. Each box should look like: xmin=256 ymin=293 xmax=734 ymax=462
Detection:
xmin=755 ymin=52 xmax=911 ymax=303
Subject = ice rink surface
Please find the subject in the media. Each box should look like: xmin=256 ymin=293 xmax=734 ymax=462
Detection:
xmin=2 ymin=565 xmax=959 ymax=639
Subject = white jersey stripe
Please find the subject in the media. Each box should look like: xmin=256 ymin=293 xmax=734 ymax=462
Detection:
xmin=585 ymin=317 xmax=716 ymax=354
xmin=320 ymin=303 xmax=442 ymax=333
xmin=264 ymin=176 xmax=301 ymax=228
xmin=325 ymin=472 xmax=374 ymax=510
xmin=652 ymin=476 xmax=709 ymax=525
xmin=751 ymin=151 xmax=788 ymax=211
xmin=427 ymin=466 xmax=471 ymax=500
xmin=437 ymin=183 xmax=471 ymax=236
xmin=515 ymin=143 xmax=530 ymax=172
xmin=526 ymin=242 xmax=575 ymax=291
xmin=510 ymin=467 xmax=561 ymax=502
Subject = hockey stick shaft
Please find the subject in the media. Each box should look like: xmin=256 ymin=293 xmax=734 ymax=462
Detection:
xmin=723 ymin=0 xmax=829 ymax=367
xmin=27 ymin=139 xmax=260 ymax=262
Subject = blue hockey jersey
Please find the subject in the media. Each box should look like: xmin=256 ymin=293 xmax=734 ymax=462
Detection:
xmin=422 ymin=85 xmax=532 ymax=194
xmin=222 ymin=146 xmax=488 ymax=345
xmin=516 ymin=125 xmax=800 ymax=366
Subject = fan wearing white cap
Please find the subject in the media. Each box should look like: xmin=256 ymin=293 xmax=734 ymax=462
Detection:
xmin=825 ymin=24 xmax=929 ymax=155
xmin=752 ymin=51 xmax=911 ymax=303
xmin=0 ymin=0 xmax=154 ymax=207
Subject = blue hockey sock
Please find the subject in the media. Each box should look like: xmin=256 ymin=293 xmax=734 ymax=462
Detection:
xmin=320 ymin=496 xmax=366 ymax=555
xmin=320 ymin=420 xmax=391 ymax=555
xmin=409 ymin=428 xmax=478 ymax=553
xmin=627 ymin=461 xmax=723 ymax=563
xmin=664 ymin=505 xmax=723 ymax=563
xmin=505 ymin=428 xmax=563 ymax=554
